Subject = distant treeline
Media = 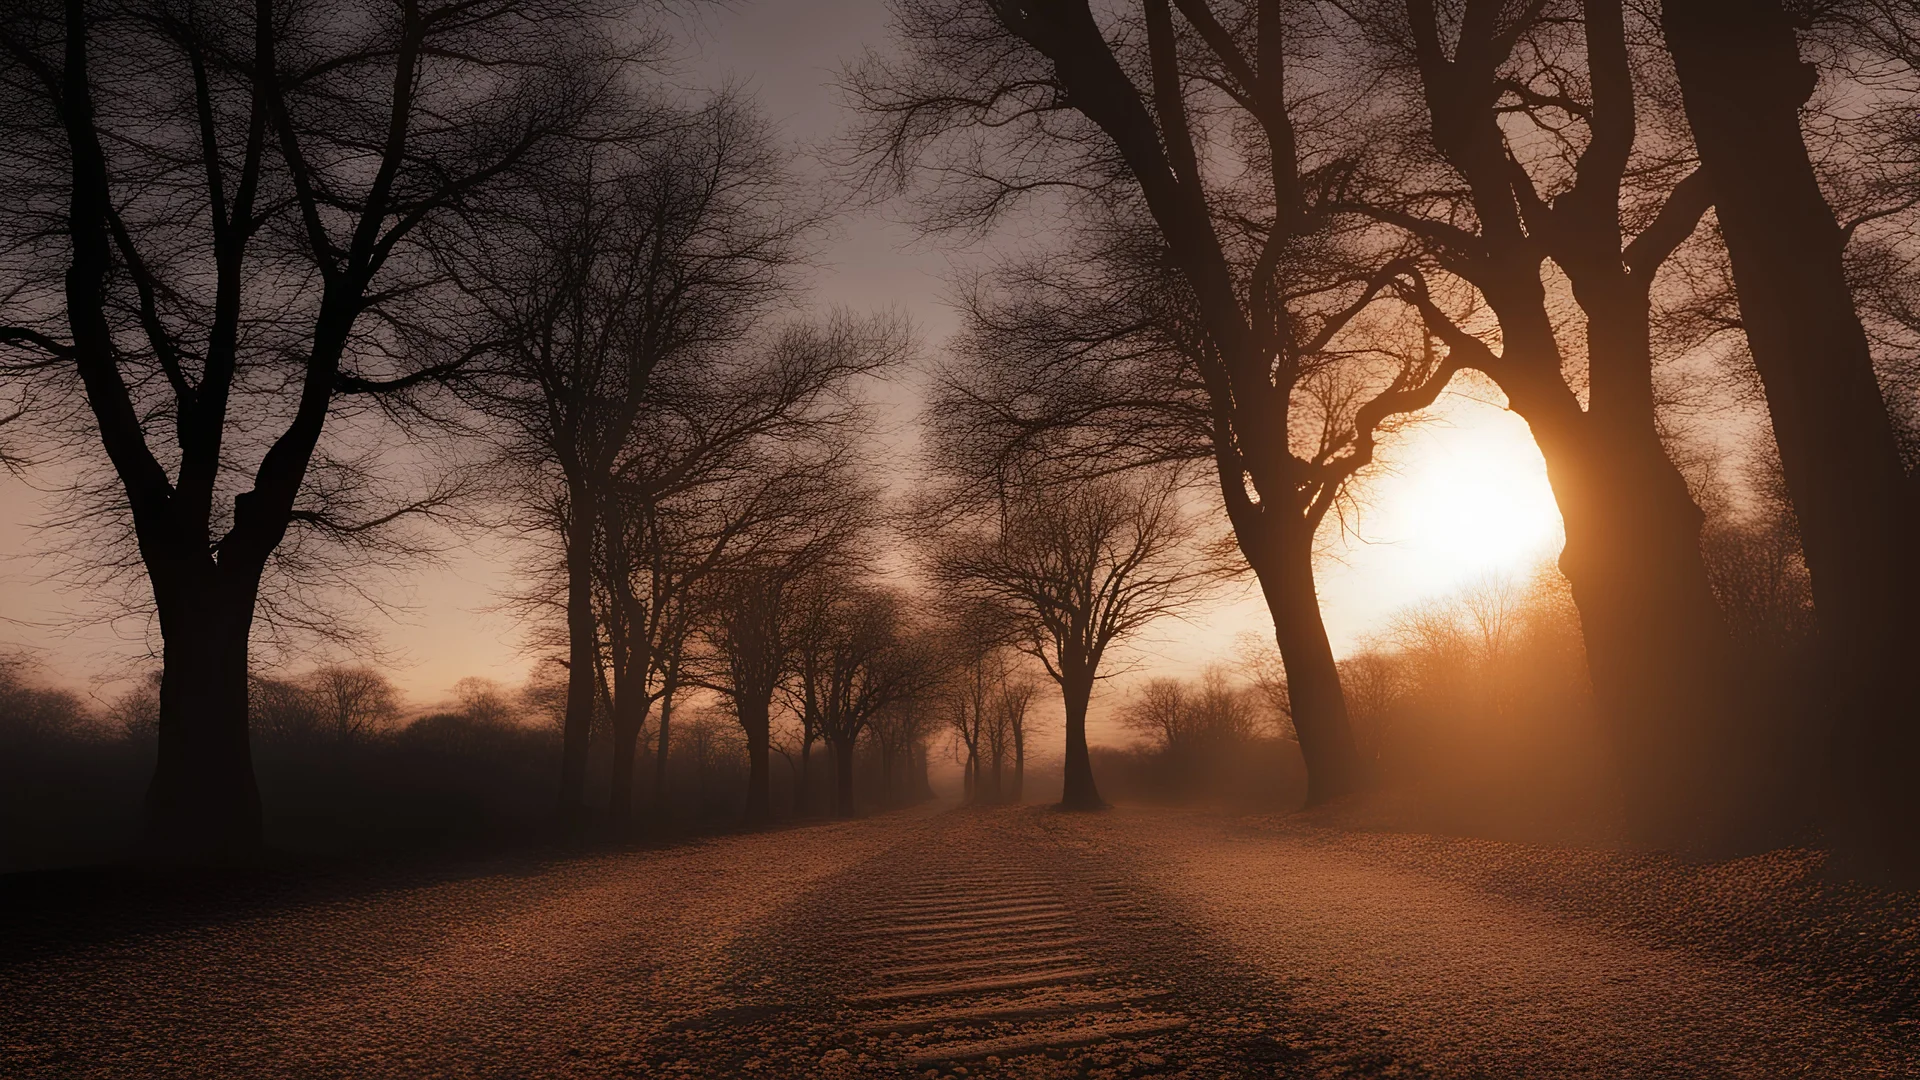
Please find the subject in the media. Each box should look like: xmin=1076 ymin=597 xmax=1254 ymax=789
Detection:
xmin=4 ymin=0 xmax=1919 ymax=880
xmin=0 ymin=659 xmax=940 ymax=871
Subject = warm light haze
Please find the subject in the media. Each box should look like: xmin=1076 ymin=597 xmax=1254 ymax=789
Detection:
xmin=3 ymin=1 xmax=1916 ymax=1078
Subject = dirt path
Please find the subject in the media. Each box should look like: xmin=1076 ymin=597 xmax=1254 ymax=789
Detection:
xmin=2 ymin=806 xmax=1914 ymax=1079
xmin=1043 ymin=808 xmax=1919 ymax=1079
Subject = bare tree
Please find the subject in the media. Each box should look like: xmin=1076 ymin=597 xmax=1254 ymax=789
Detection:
xmin=994 ymin=673 xmax=1041 ymax=803
xmin=0 ymin=0 xmax=630 ymax=855
xmin=924 ymin=468 xmax=1219 ymax=810
xmin=1120 ymin=677 xmax=1195 ymax=756
xmin=705 ymin=566 xmax=789 ymax=824
xmin=1122 ymin=667 xmax=1262 ymax=757
xmin=871 ymin=688 xmax=937 ymax=808
xmin=851 ymin=0 xmax=1464 ymax=806
xmin=1331 ymin=0 xmax=1766 ymax=844
xmin=1237 ymin=635 xmax=1295 ymax=743
xmin=644 ymin=591 xmax=695 ymax=820
xmin=795 ymin=583 xmax=929 ymax=817
xmin=455 ymin=97 xmax=814 ymax=830
xmin=785 ymin=571 xmax=841 ymax=817
xmin=933 ymin=605 xmax=1012 ymax=803
xmin=942 ymin=653 xmax=988 ymax=803
xmin=306 ymin=665 xmax=401 ymax=745
xmin=600 ymin=315 xmax=903 ymax=831
xmin=784 ymin=613 xmax=827 ymax=817
xmin=1663 ymin=0 xmax=1920 ymax=876
xmin=701 ymin=445 xmax=891 ymax=825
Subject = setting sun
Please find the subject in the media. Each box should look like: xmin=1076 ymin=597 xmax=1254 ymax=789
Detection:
xmin=1304 ymin=390 xmax=1565 ymax=655
xmin=1363 ymin=394 xmax=1565 ymax=587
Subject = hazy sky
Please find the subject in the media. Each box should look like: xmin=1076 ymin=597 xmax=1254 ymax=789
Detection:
xmin=0 ymin=0 xmax=1565 ymax=733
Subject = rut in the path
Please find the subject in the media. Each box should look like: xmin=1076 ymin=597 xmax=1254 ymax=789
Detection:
xmin=839 ymin=857 xmax=1191 ymax=1069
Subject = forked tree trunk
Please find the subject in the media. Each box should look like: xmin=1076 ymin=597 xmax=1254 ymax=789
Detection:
xmin=143 ymin=564 xmax=264 ymax=857
xmin=1058 ymin=663 xmax=1103 ymax=810
xmin=1663 ymin=0 xmax=1920 ymax=875
xmin=1471 ymin=243 xmax=1752 ymax=847
xmin=1248 ymin=523 xmax=1361 ymax=806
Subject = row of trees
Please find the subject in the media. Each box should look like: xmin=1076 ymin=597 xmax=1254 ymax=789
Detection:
xmin=854 ymin=0 xmax=1920 ymax=876
xmin=0 ymin=0 xmax=963 ymax=850
xmin=5 ymin=0 xmax=1918 ymax=879
xmin=0 ymin=0 xmax=677 ymax=855
xmin=0 ymin=0 xmax=1226 ymax=845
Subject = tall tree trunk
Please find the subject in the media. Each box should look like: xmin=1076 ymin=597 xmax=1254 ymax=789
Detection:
xmin=1663 ymin=0 xmax=1920 ymax=875
xmin=1058 ymin=662 xmax=1103 ymax=810
xmin=607 ymin=671 xmax=645 ymax=839
xmin=833 ymin=736 xmax=857 ymax=817
xmin=558 ymin=483 xmax=597 ymax=832
xmin=1466 ymin=244 xmax=1752 ymax=847
xmin=742 ymin=695 xmax=772 ymax=825
xmin=1250 ymin=522 xmax=1361 ymax=805
xmin=1557 ymin=270 xmax=1759 ymax=845
xmin=652 ymin=678 xmax=676 ymax=819
xmin=1544 ymin=411 xmax=1748 ymax=844
xmin=143 ymin=563 xmax=263 ymax=857
xmin=1012 ymin=729 xmax=1025 ymax=803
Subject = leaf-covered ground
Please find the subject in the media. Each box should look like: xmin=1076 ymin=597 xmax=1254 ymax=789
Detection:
xmin=3 ymin=805 xmax=1915 ymax=1078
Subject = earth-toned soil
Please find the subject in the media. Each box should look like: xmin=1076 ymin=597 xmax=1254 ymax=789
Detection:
xmin=3 ymin=805 xmax=1915 ymax=1078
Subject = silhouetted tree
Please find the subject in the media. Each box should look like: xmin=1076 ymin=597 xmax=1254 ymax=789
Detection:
xmin=602 ymin=316 xmax=902 ymax=831
xmin=1663 ymin=0 xmax=1920 ymax=875
xmin=925 ymin=469 xmax=1217 ymax=810
xmin=0 ymin=0 xmax=631 ymax=856
xmin=872 ymin=689 xmax=937 ymax=807
xmin=1120 ymin=678 xmax=1195 ymax=757
xmin=456 ymin=96 xmax=812 ymax=832
xmin=306 ymin=666 xmax=402 ymax=745
xmin=934 ymin=607 xmax=1012 ymax=803
xmin=1335 ymin=0 xmax=1759 ymax=844
xmin=852 ymin=0 xmax=1459 ymax=806
xmin=795 ymin=584 xmax=928 ymax=816
xmin=701 ymin=453 xmax=888 ymax=825
xmin=994 ymin=674 xmax=1041 ymax=803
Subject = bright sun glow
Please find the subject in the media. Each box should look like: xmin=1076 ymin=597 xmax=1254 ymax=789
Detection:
xmin=1109 ymin=389 xmax=1565 ymax=692
xmin=1366 ymin=406 xmax=1565 ymax=585
xmin=1312 ymin=390 xmax=1564 ymax=651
